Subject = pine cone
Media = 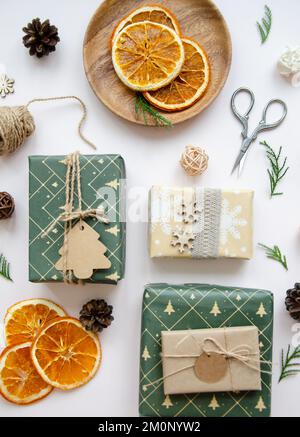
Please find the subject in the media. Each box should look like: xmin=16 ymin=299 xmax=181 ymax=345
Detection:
xmin=79 ymin=299 xmax=114 ymax=333
xmin=22 ymin=18 xmax=60 ymax=58
xmin=285 ymin=283 xmax=300 ymax=320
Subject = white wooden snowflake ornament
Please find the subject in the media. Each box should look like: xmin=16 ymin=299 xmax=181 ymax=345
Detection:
xmin=179 ymin=201 xmax=202 ymax=224
xmin=171 ymin=229 xmax=195 ymax=253
xmin=0 ymin=74 xmax=14 ymax=98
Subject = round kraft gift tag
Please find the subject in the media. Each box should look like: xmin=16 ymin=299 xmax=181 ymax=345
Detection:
xmin=194 ymin=352 xmax=228 ymax=383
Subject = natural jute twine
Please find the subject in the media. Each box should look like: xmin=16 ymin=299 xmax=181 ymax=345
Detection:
xmin=43 ymin=151 xmax=109 ymax=284
xmin=0 ymin=95 xmax=96 ymax=156
xmin=180 ymin=145 xmax=209 ymax=176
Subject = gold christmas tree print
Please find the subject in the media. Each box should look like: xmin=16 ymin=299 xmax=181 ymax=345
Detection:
xmin=210 ymin=301 xmax=221 ymax=317
xmin=55 ymin=221 xmax=111 ymax=280
xmin=162 ymin=395 xmax=173 ymax=409
xmin=105 ymin=179 xmax=120 ymax=190
xmin=208 ymin=394 xmax=220 ymax=411
xmin=105 ymin=225 xmax=120 ymax=236
xmin=142 ymin=346 xmax=151 ymax=361
xmin=256 ymin=303 xmax=267 ymax=318
xmin=255 ymin=396 xmax=266 ymax=413
xmin=164 ymin=300 xmax=175 ymax=315
xmin=105 ymin=271 xmax=120 ymax=282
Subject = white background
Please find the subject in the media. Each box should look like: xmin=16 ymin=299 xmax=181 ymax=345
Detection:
xmin=0 ymin=0 xmax=299 ymax=417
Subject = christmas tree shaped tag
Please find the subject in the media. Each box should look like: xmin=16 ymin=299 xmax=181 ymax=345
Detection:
xmin=55 ymin=221 xmax=111 ymax=280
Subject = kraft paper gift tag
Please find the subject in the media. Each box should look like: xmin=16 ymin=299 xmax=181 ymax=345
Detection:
xmin=161 ymin=326 xmax=262 ymax=395
xmin=55 ymin=221 xmax=111 ymax=280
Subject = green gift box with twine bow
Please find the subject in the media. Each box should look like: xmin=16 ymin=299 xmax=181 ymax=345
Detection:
xmin=139 ymin=284 xmax=273 ymax=417
xmin=29 ymin=154 xmax=126 ymax=284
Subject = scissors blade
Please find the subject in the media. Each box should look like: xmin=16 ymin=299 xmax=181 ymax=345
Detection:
xmin=231 ymin=137 xmax=253 ymax=176
xmin=237 ymin=152 xmax=249 ymax=176
xmin=231 ymin=151 xmax=245 ymax=175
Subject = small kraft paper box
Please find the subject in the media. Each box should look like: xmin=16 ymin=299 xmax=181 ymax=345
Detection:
xmin=161 ymin=326 xmax=261 ymax=395
xmin=149 ymin=186 xmax=253 ymax=259
xmin=29 ymin=154 xmax=126 ymax=284
xmin=139 ymin=284 xmax=273 ymax=417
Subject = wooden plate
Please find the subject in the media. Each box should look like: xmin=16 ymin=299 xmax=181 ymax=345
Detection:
xmin=83 ymin=0 xmax=232 ymax=125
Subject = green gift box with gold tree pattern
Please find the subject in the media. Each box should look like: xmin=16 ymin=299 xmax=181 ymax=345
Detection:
xmin=29 ymin=154 xmax=126 ymax=284
xmin=139 ymin=283 xmax=273 ymax=417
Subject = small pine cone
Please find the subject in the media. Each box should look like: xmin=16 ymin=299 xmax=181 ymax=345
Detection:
xmin=79 ymin=299 xmax=114 ymax=333
xmin=22 ymin=18 xmax=60 ymax=58
xmin=285 ymin=283 xmax=300 ymax=320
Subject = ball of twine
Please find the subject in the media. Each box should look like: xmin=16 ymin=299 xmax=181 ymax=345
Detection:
xmin=0 ymin=192 xmax=15 ymax=219
xmin=180 ymin=145 xmax=209 ymax=176
xmin=0 ymin=105 xmax=35 ymax=156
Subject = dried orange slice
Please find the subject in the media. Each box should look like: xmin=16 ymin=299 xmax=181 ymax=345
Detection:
xmin=0 ymin=342 xmax=53 ymax=404
xmin=144 ymin=38 xmax=210 ymax=111
xmin=31 ymin=317 xmax=101 ymax=390
xmin=4 ymin=298 xmax=67 ymax=346
xmin=111 ymin=5 xmax=181 ymax=47
xmin=112 ymin=21 xmax=184 ymax=91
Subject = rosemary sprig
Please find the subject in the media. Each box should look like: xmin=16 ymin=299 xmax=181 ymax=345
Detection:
xmin=258 ymin=243 xmax=288 ymax=270
xmin=134 ymin=93 xmax=173 ymax=128
xmin=257 ymin=5 xmax=272 ymax=44
xmin=261 ymin=141 xmax=289 ymax=197
xmin=279 ymin=345 xmax=300 ymax=382
xmin=0 ymin=253 xmax=13 ymax=281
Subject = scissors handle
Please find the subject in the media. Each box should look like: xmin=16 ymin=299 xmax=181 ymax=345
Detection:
xmin=231 ymin=87 xmax=255 ymax=137
xmin=260 ymin=99 xmax=288 ymax=130
xmin=251 ymin=99 xmax=288 ymax=141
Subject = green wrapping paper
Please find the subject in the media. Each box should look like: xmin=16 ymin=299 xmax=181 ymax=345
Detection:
xmin=139 ymin=284 xmax=273 ymax=417
xmin=29 ymin=154 xmax=126 ymax=284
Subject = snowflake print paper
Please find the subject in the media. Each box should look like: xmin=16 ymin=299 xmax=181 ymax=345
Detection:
xmin=151 ymin=188 xmax=183 ymax=235
xmin=0 ymin=74 xmax=14 ymax=98
xmin=220 ymin=198 xmax=247 ymax=245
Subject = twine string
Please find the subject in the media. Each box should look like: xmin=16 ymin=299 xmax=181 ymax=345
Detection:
xmin=26 ymin=96 xmax=97 ymax=150
xmin=63 ymin=153 xmax=73 ymax=283
xmin=201 ymin=337 xmax=272 ymax=374
xmin=0 ymin=95 xmax=96 ymax=156
xmin=42 ymin=151 xmax=109 ymax=283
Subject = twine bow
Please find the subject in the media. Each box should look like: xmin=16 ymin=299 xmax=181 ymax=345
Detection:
xmin=43 ymin=151 xmax=109 ymax=283
xmin=201 ymin=337 xmax=268 ymax=374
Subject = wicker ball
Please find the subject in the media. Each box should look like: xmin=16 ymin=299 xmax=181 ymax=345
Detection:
xmin=180 ymin=145 xmax=209 ymax=176
xmin=0 ymin=192 xmax=15 ymax=219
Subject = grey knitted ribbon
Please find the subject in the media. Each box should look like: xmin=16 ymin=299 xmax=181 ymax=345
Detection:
xmin=192 ymin=188 xmax=222 ymax=258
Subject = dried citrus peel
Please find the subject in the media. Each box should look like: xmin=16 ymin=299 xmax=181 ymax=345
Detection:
xmin=0 ymin=342 xmax=53 ymax=405
xmin=31 ymin=317 xmax=101 ymax=390
xmin=144 ymin=38 xmax=210 ymax=111
xmin=4 ymin=298 xmax=67 ymax=346
xmin=111 ymin=4 xmax=181 ymax=47
xmin=112 ymin=21 xmax=185 ymax=91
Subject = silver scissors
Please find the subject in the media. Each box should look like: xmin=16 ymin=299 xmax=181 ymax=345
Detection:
xmin=231 ymin=87 xmax=288 ymax=176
